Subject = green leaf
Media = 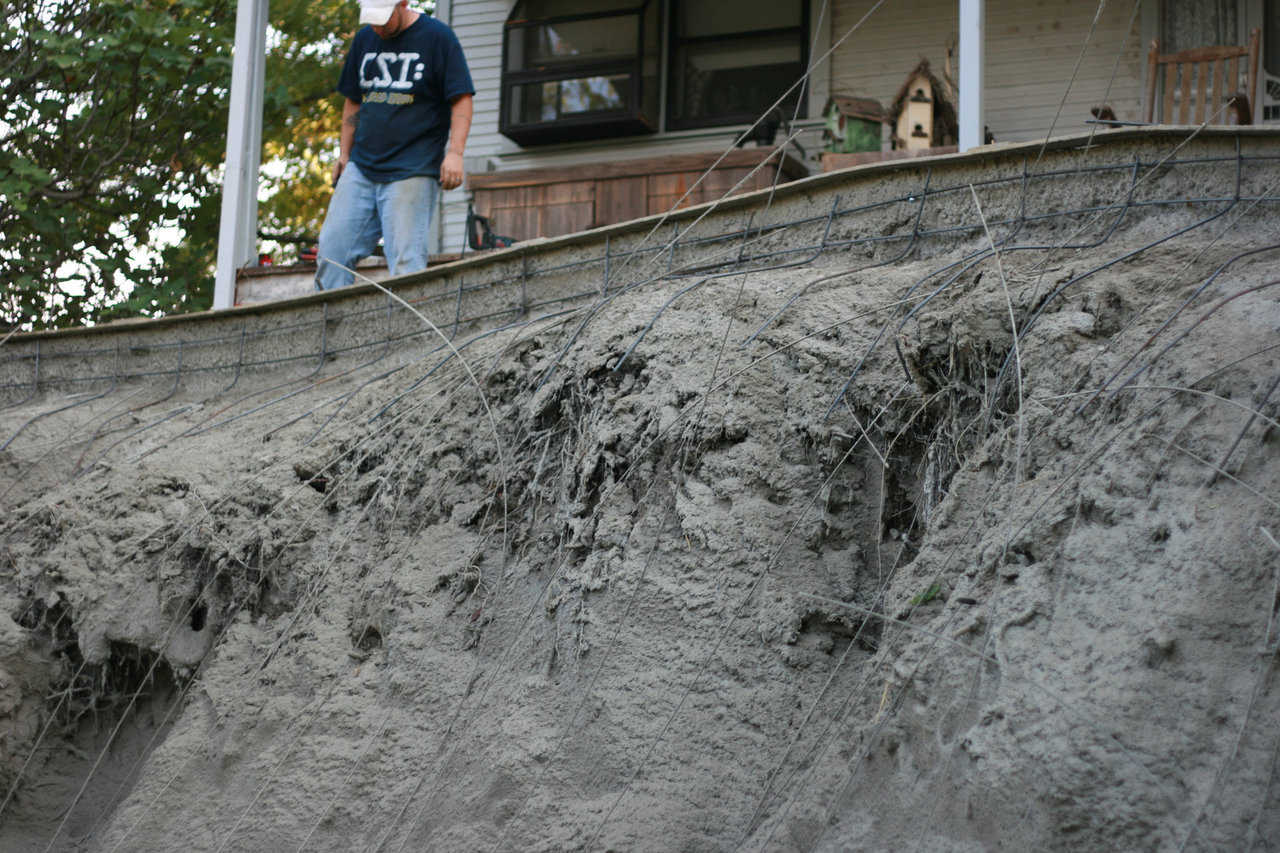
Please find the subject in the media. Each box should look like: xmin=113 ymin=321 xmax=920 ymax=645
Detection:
xmin=909 ymin=584 xmax=942 ymax=606
xmin=2 ymin=0 xmax=356 ymax=329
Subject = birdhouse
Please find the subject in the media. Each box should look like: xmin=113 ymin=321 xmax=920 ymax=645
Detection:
xmin=887 ymin=60 xmax=958 ymax=151
xmin=900 ymin=77 xmax=934 ymax=151
xmin=823 ymin=95 xmax=884 ymax=154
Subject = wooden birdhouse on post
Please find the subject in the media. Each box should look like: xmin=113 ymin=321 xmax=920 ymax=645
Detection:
xmin=888 ymin=60 xmax=958 ymax=151
xmin=823 ymin=95 xmax=884 ymax=154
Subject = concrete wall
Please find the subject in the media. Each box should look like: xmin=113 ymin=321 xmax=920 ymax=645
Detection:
xmin=5 ymin=128 xmax=1277 ymax=405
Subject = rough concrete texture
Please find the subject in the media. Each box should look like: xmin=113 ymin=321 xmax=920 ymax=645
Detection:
xmin=1 ymin=132 xmax=1278 ymax=851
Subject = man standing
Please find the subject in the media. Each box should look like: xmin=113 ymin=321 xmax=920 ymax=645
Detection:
xmin=315 ymin=1 xmax=474 ymax=291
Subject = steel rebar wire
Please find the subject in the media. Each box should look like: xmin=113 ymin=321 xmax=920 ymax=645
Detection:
xmin=477 ymin=221 xmax=774 ymax=853
xmin=986 ymin=196 xmax=1241 ymax=420
xmin=5 ymin=134 xmax=1274 ymax=845
xmin=0 ymin=339 xmax=39 ymax=411
xmin=580 ymin=383 xmax=908 ymax=850
xmin=1052 ymin=169 xmax=1280 ymax=423
xmin=360 ymin=295 xmax=936 ymax=853
xmin=1084 ymin=0 xmax=1143 ymax=151
xmin=825 ymin=158 xmax=1145 ymax=419
xmin=747 ymin=235 xmax=1280 ymax=845
xmin=1090 ymin=243 xmax=1280 ymax=411
xmin=765 ymin=353 xmax=1280 ymax=847
xmin=743 ymin=167 xmax=937 ymax=347
xmin=0 ymin=342 xmax=121 ymax=453
xmin=1207 ymin=370 xmax=1280 ymax=487
xmin=1033 ymin=0 xmax=1108 ymax=166
xmin=613 ymin=195 xmax=841 ymax=372
xmin=0 ymin=155 xmax=1272 ymax=401
xmin=37 ymin=360 xmax=485 ymax=847
xmin=72 ymin=340 xmax=186 ymax=473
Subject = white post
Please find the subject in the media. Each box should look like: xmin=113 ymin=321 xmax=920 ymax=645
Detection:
xmin=434 ymin=0 xmax=452 ymax=256
xmin=958 ymin=0 xmax=984 ymax=151
xmin=214 ymin=0 xmax=269 ymax=310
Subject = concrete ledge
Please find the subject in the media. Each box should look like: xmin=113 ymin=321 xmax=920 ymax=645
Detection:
xmin=2 ymin=126 xmax=1276 ymax=404
xmin=11 ymin=126 xmax=1278 ymax=346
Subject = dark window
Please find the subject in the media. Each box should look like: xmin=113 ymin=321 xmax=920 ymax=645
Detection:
xmin=667 ymin=0 xmax=808 ymax=130
xmin=501 ymin=0 xmax=660 ymax=146
xmin=1265 ymin=0 xmax=1280 ymax=122
xmin=1266 ymin=0 xmax=1279 ymax=76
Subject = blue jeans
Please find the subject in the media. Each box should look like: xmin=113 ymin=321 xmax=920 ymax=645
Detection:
xmin=314 ymin=162 xmax=440 ymax=291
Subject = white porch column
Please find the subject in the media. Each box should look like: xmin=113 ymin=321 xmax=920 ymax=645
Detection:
xmin=214 ymin=0 xmax=269 ymax=310
xmin=958 ymin=0 xmax=984 ymax=151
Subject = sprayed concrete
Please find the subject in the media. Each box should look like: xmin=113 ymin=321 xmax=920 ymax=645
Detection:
xmin=0 ymin=129 xmax=1278 ymax=851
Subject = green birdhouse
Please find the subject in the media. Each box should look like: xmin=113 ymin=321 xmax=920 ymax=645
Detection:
xmin=823 ymin=95 xmax=884 ymax=154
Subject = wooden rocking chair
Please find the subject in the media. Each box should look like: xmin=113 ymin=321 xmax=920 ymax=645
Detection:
xmin=1144 ymin=27 xmax=1260 ymax=124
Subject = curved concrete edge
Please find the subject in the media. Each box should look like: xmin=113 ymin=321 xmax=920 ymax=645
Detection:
xmin=10 ymin=125 xmax=1280 ymax=345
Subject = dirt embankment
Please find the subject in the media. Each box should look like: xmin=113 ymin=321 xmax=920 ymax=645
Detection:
xmin=1 ymin=149 xmax=1278 ymax=852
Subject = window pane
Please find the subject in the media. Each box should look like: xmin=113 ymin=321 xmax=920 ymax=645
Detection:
xmin=1266 ymin=0 xmax=1279 ymax=75
xmin=514 ymin=0 xmax=643 ymax=19
xmin=511 ymin=82 xmax=557 ymax=124
xmin=671 ymin=36 xmax=803 ymax=123
xmin=679 ymin=0 xmax=801 ymax=38
xmin=560 ymin=75 xmax=630 ymax=113
xmin=511 ymin=17 xmax=639 ymax=70
xmin=510 ymin=76 xmax=631 ymax=125
xmin=642 ymin=0 xmax=660 ymax=121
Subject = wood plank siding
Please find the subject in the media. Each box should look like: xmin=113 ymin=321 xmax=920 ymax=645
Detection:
xmin=469 ymin=149 xmax=808 ymax=241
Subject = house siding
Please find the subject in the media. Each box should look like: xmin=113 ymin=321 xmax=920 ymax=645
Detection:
xmin=829 ymin=0 xmax=1145 ymax=144
xmin=439 ymin=0 xmax=513 ymax=254
xmin=987 ymin=0 xmax=1146 ymax=140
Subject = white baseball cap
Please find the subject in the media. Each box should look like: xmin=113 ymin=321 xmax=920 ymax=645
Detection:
xmin=359 ymin=2 xmax=399 ymax=25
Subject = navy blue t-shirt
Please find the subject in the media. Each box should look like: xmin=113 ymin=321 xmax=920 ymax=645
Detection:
xmin=336 ymin=15 xmax=474 ymax=183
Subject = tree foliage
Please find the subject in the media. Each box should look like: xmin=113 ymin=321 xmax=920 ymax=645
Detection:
xmin=0 ymin=0 xmax=363 ymax=330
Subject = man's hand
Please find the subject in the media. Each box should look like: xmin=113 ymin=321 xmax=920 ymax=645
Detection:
xmin=335 ymin=97 xmax=359 ymax=187
xmin=440 ymin=151 xmax=465 ymax=191
xmin=442 ymin=94 xmax=472 ymax=192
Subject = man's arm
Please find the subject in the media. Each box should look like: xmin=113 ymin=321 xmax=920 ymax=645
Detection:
xmin=333 ymin=97 xmax=361 ymax=185
xmin=440 ymin=93 xmax=473 ymax=191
